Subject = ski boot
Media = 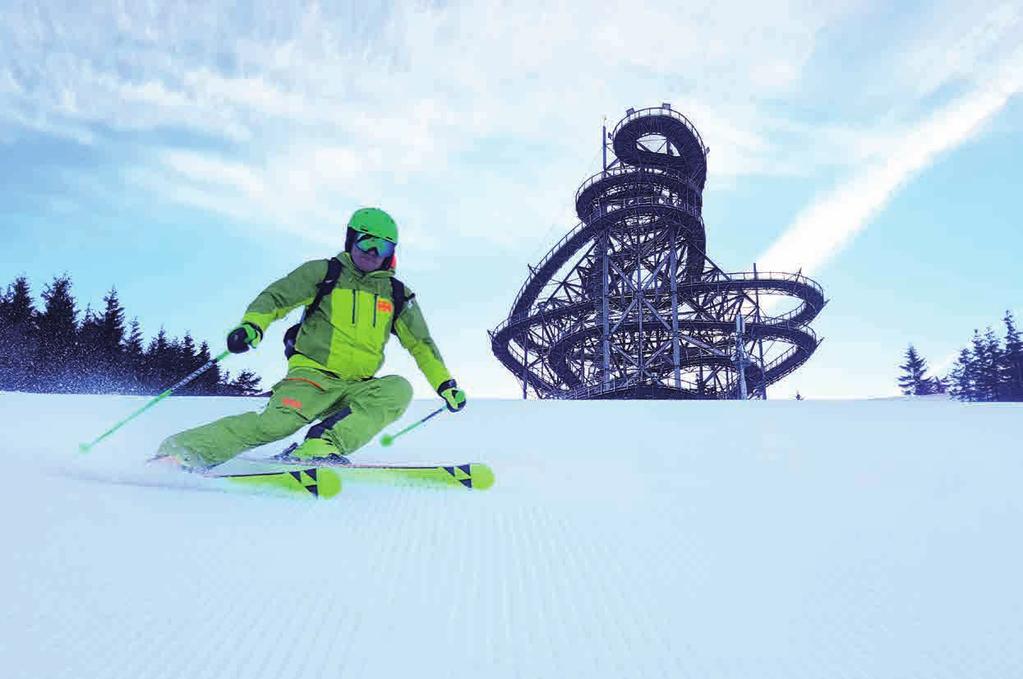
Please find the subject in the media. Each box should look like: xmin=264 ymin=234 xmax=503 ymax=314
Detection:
xmin=272 ymin=437 xmax=351 ymax=466
xmin=149 ymin=439 xmax=212 ymax=473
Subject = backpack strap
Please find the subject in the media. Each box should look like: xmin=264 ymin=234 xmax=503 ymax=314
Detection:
xmin=284 ymin=257 xmax=343 ymax=358
xmin=389 ymin=277 xmax=413 ymax=335
xmin=306 ymin=257 xmax=343 ymax=320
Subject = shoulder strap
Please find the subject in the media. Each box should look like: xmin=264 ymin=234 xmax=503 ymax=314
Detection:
xmin=283 ymin=257 xmax=344 ymax=358
xmin=389 ymin=277 xmax=413 ymax=335
xmin=304 ymin=257 xmax=343 ymax=320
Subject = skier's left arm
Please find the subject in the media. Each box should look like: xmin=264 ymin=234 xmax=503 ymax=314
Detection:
xmin=239 ymin=260 xmax=325 ymax=334
xmin=393 ymin=292 xmax=466 ymax=411
xmin=225 ymin=260 xmax=325 ymax=353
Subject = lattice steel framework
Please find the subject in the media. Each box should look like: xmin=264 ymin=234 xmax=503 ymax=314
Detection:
xmin=490 ymin=104 xmax=826 ymax=399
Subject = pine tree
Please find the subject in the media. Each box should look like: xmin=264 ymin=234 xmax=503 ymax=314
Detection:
xmin=969 ymin=331 xmax=990 ymax=401
xmin=3 ymin=277 xmax=34 ymax=325
xmin=194 ymin=341 xmax=221 ymax=394
xmin=227 ymin=370 xmax=262 ymax=396
xmin=952 ymin=328 xmax=1007 ymax=402
xmin=175 ymin=332 xmax=200 ymax=395
xmin=98 ymin=287 xmax=127 ymax=387
xmin=122 ymin=318 xmax=146 ymax=394
xmin=948 ymin=348 xmax=976 ymax=401
xmin=1001 ymin=311 xmax=1023 ymax=401
xmin=35 ymin=274 xmax=79 ymax=393
xmin=981 ymin=326 xmax=1007 ymax=401
xmin=77 ymin=305 xmax=105 ymax=392
xmin=970 ymin=328 xmax=1004 ymax=401
xmin=0 ymin=277 xmax=38 ymax=391
xmin=2 ymin=274 xmax=266 ymax=396
xmin=144 ymin=327 xmax=171 ymax=394
xmin=898 ymin=344 xmax=933 ymax=396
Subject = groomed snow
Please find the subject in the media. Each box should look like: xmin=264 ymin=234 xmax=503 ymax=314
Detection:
xmin=2 ymin=392 xmax=1022 ymax=678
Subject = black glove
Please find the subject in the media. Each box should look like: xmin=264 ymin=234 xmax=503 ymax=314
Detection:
xmin=226 ymin=322 xmax=263 ymax=354
xmin=438 ymin=379 xmax=467 ymax=412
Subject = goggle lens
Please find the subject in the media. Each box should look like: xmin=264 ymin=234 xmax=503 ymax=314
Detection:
xmin=355 ymin=234 xmax=396 ymax=258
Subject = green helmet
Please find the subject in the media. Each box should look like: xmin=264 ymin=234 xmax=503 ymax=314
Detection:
xmin=347 ymin=207 xmax=398 ymax=244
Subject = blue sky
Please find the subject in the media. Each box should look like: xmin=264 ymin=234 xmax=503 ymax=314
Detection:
xmin=2 ymin=0 xmax=1022 ymax=399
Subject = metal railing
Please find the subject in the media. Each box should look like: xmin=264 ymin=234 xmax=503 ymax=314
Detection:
xmin=612 ymin=106 xmax=708 ymax=157
xmin=574 ymin=165 xmax=701 ymax=207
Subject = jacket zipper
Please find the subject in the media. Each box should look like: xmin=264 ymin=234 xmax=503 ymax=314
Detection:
xmin=351 ymin=289 xmax=356 ymax=324
xmin=372 ymin=294 xmax=378 ymax=326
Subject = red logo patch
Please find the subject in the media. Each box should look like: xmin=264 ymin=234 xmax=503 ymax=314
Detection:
xmin=282 ymin=397 xmax=303 ymax=410
xmin=377 ymin=299 xmax=394 ymax=313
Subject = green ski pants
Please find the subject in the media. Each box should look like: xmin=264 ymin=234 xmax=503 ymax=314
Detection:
xmin=160 ymin=367 xmax=414 ymax=467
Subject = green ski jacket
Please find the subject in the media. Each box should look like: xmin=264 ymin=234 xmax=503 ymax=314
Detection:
xmin=239 ymin=253 xmax=452 ymax=390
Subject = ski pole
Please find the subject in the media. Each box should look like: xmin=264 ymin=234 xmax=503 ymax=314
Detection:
xmin=78 ymin=349 xmax=231 ymax=453
xmin=379 ymin=405 xmax=446 ymax=447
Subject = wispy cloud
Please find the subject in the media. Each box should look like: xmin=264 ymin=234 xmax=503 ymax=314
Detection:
xmin=2 ymin=0 xmax=1020 ymax=264
xmin=0 ymin=1 xmax=854 ymax=243
xmin=756 ymin=44 xmax=1023 ymax=274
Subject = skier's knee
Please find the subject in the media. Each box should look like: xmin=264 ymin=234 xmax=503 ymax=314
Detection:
xmin=378 ymin=375 xmax=413 ymax=413
xmin=255 ymin=406 xmax=307 ymax=440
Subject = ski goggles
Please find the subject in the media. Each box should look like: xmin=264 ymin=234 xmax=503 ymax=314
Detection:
xmin=354 ymin=233 xmax=396 ymax=258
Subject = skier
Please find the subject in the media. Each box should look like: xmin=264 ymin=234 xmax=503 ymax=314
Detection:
xmin=156 ymin=207 xmax=466 ymax=470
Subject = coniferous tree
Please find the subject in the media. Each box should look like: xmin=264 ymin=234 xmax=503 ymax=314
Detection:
xmin=77 ymin=305 xmax=104 ymax=392
xmin=1001 ymin=311 xmax=1023 ymax=401
xmin=0 ymin=274 xmax=267 ymax=396
xmin=0 ymin=277 xmax=38 ymax=391
xmin=227 ymin=370 xmax=262 ymax=396
xmin=969 ymin=328 xmax=1003 ymax=401
xmin=2 ymin=277 xmax=35 ymax=324
xmin=898 ymin=344 xmax=933 ymax=396
xmin=144 ymin=328 xmax=171 ymax=394
xmin=982 ymin=326 xmax=1007 ymax=401
xmin=36 ymin=274 xmax=79 ymax=393
xmin=194 ymin=341 xmax=221 ymax=394
xmin=948 ymin=347 xmax=977 ymax=401
xmin=98 ymin=287 xmax=127 ymax=387
xmin=122 ymin=318 xmax=146 ymax=394
xmin=176 ymin=332 xmax=195 ymax=394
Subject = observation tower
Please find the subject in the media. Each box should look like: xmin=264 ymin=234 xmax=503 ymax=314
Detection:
xmin=490 ymin=104 xmax=826 ymax=399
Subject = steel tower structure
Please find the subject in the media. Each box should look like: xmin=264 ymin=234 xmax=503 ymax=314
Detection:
xmin=490 ymin=104 xmax=827 ymax=399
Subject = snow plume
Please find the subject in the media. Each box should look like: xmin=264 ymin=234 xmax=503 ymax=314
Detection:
xmin=756 ymin=50 xmax=1023 ymax=276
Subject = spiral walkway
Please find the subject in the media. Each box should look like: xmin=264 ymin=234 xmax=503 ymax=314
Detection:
xmin=491 ymin=105 xmax=825 ymax=399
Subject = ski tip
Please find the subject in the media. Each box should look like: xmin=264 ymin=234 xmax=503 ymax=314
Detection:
xmin=78 ymin=442 xmax=91 ymax=454
xmin=380 ymin=434 xmax=394 ymax=447
xmin=317 ymin=469 xmax=343 ymax=498
xmin=469 ymin=463 xmax=495 ymax=491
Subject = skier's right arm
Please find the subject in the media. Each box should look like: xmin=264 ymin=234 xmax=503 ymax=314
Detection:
xmin=238 ymin=260 xmax=326 ymax=336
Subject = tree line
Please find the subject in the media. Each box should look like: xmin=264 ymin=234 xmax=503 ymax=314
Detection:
xmin=0 ymin=274 xmax=261 ymax=396
xmin=898 ymin=310 xmax=1023 ymax=401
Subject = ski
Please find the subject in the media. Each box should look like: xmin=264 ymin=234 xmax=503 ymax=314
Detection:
xmin=205 ymin=466 xmax=343 ymax=499
xmin=261 ymin=448 xmax=494 ymax=491
xmin=257 ymin=443 xmax=493 ymax=490
xmin=148 ymin=454 xmax=342 ymax=499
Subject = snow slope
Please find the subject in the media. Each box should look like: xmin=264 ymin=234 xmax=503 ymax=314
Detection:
xmin=2 ymin=392 xmax=1022 ymax=678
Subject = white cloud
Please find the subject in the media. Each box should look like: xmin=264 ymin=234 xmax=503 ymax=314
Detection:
xmin=0 ymin=1 xmax=855 ymax=242
xmin=896 ymin=0 xmax=1023 ymax=101
xmin=756 ymin=46 xmax=1023 ymax=275
xmin=3 ymin=0 xmax=1021 ymax=268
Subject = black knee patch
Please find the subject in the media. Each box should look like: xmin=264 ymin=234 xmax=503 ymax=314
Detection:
xmin=306 ymin=407 xmax=352 ymax=440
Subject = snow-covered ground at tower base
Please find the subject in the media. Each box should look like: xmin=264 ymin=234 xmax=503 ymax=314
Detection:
xmin=2 ymin=392 xmax=1022 ymax=679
